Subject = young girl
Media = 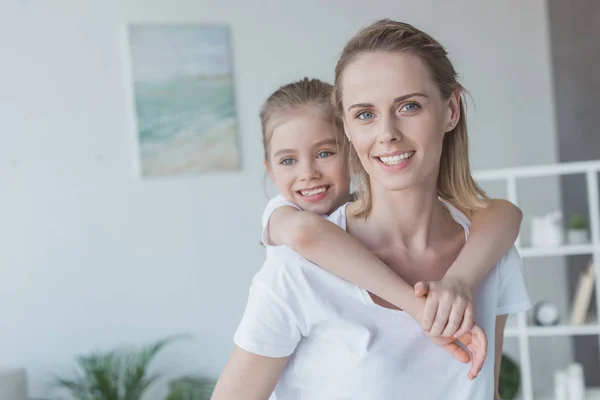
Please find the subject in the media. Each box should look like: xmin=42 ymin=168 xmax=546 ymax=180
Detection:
xmin=259 ymin=77 xmax=521 ymax=342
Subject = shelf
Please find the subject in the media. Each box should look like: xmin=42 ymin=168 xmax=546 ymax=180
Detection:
xmin=519 ymin=244 xmax=599 ymax=258
xmin=474 ymin=161 xmax=600 ymax=400
xmin=538 ymin=388 xmax=600 ymax=400
xmin=505 ymin=323 xmax=600 ymax=338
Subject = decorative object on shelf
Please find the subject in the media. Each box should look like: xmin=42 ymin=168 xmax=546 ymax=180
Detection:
xmin=554 ymin=363 xmax=587 ymax=400
xmin=530 ymin=211 xmax=564 ymax=247
xmin=166 ymin=376 xmax=216 ymax=400
xmin=498 ymin=353 xmax=521 ymax=400
xmin=570 ymin=261 xmax=596 ymax=325
xmin=567 ymin=214 xmax=589 ymax=244
xmin=567 ymin=363 xmax=586 ymax=400
xmin=554 ymin=368 xmax=568 ymax=400
xmin=52 ymin=335 xmax=188 ymax=400
xmin=126 ymin=24 xmax=240 ymax=178
xmin=532 ymin=300 xmax=560 ymax=326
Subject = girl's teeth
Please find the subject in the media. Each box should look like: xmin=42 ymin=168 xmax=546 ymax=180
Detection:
xmin=301 ymin=187 xmax=327 ymax=196
xmin=379 ymin=151 xmax=415 ymax=165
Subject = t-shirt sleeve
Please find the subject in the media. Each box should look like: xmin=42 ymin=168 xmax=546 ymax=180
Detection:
xmin=496 ymin=246 xmax=532 ymax=316
xmin=261 ymin=195 xmax=301 ymax=246
xmin=233 ymin=257 xmax=306 ymax=357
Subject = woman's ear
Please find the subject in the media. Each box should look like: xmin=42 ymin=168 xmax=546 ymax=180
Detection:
xmin=342 ymin=118 xmax=352 ymax=143
xmin=445 ymin=91 xmax=461 ymax=133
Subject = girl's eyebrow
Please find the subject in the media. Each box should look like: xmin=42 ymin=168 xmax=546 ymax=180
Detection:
xmin=347 ymin=92 xmax=428 ymax=111
xmin=312 ymin=138 xmax=338 ymax=148
xmin=272 ymin=148 xmax=296 ymax=158
xmin=273 ymin=139 xmax=338 ymax=157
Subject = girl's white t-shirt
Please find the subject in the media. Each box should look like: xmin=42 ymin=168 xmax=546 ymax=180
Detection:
xmin=234 ymin=195 xmax=531 ymax=400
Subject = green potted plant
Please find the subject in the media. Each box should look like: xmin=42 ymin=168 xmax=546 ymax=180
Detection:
xmin=166 ymin=376 xmax=216 ymax=400
xmin=498 ymin=353 xmax=521 ymax=400
xmin=52 ymin=335 xmax=185 ymax=400
xmin=567 ymin=214 xmax=588 ymax=245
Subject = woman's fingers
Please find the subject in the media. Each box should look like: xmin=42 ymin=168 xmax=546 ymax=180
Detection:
xmin=440 ymin=340 xmax=470 ymax=364
xmin=467 ymin=325 xmax=488 ymax=380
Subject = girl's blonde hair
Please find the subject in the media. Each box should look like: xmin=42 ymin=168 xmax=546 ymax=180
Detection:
xmin=260 ymin=77 xmax=346 ymax=161
xmin=331 ymin=19 xmax=489 ymax=218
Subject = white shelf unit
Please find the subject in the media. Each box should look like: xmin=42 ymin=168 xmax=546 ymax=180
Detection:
xmin=474 ymin=160 xmax=600 ymax=400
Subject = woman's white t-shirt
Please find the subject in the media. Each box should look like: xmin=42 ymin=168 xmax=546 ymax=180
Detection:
xmin=234 ymin=196 xmax=531 ymax=399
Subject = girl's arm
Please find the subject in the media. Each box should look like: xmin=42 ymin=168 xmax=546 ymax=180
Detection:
xmin=448 ymin=199 xmax=523 ymax=287
xmin=268 ymin=206 xmax=424 ymax=318
xmin=416 ymin=199 xmax=522 ymax=338
xmin=211 ymin=346 xmax=288 ymax=400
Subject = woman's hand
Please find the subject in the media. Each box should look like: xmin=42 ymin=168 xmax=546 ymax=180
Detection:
xmin=428 ymin=324 xmax=488 ymax=380
xmin=414 ymin=275 xmax=475 ymax=338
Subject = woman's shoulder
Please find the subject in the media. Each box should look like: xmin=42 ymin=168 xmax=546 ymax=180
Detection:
xmin=256 ymin=246 xmax=329 ymax=294
xmin=325 ymin=201 xmax=351 ymax=230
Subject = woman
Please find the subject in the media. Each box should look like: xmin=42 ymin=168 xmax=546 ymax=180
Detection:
xmin=212 ymin=19 xmax=530 ymax=399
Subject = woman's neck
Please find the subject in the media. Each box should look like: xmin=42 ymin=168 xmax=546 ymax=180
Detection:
xmin=353 ymin=177 xmax=455 ymax=253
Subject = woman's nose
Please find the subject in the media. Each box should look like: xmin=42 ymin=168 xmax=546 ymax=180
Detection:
xmin=379 ymin=115 xmax=403 ymax=144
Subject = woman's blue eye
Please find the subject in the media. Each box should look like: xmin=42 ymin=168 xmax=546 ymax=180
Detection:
xmin=357 ymin=111 xmax=373 ymax=120
xmin=317 ymin=151 xmax=333 ymax=158
xmin=281 ymin=158 xmax=295 ymax=165
xmin=401 ymin=102 xmax=420 ymax=112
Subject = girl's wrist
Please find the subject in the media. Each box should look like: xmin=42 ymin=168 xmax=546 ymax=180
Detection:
xmin=443 ymin=268 xmax=477 ymax=289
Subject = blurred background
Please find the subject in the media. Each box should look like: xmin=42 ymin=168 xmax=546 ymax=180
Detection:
xmin=0 ymin=0 xmax=598 ymax=399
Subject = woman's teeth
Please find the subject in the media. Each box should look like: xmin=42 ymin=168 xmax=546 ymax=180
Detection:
xmin=300 ymin=187 xmax=327 ymax=196
xmin=379 ymin=151 xmax=415 ymax=165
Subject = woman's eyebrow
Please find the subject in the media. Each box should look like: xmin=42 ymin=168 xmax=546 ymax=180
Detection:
xmin=347 ymin=92 xmax=428 ymax=111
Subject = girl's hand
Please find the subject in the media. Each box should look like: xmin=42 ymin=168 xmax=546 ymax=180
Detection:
xmin=414 ymin=276 xmax=475 ymax=338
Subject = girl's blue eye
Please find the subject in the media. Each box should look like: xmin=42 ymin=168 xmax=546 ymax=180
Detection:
xmin=357 ymin=111 xmax=373 ymax=120
xmin=401 ymin=102 xmax=420 ymax=112
xmin=317 ymin=151 xmax=333 ymax=158
xmin=281 ymin=158 xmax=295 ymax=165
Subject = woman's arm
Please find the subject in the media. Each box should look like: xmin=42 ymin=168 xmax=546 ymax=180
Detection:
xmin=211 ymin=346 xmax=288 ymax=400
xmin=416 ymin=199 xmax=522 ymax=338
xmin=494 ymin=315 xmax=509 ymax=400
xmin=268 ymin=206 xmax=424 ymax=318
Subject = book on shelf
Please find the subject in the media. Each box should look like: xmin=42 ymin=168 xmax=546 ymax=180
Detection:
xmin=570 ymin=260 xmax=596 ymax=326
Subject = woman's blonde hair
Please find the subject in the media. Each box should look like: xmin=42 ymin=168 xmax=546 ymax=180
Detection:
xmin=260 ymin=77 xmax=346 ymax=161
xmin=331 ymin=19 xmax=489 ymax=218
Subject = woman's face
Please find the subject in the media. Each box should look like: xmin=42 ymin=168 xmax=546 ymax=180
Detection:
xmin=340 ymin=51 xmax=459 ymax=193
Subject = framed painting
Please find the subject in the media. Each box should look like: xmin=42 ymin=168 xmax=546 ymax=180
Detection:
xmin=126 ymin=24 xmax=240 ymax=177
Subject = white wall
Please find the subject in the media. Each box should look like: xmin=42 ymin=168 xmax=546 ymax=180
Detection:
xmin=0 ymin=0 xmax=559 ymax=398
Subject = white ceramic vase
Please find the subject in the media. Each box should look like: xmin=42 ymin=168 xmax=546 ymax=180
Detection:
xmin=567 ymin=229 xmax=588 ymax=245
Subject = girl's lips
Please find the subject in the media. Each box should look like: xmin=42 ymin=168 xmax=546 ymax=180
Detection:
xmin=297 ymin=186 xmax=330 ymax=203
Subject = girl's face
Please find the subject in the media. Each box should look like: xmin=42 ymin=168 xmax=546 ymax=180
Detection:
xmin=340 ymin=51 xmax=459 ymax=193
xmin=266 ymin=108 xmax=351 ymax=215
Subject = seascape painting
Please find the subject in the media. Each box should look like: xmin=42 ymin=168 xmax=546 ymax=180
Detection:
xmin=127 ymin=24 xmax=240 ymax=177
